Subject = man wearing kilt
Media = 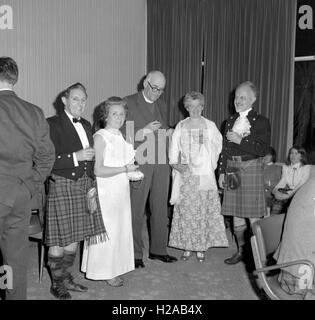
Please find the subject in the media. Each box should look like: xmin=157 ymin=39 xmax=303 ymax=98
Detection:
xmin=218 ymin=81 xmax=271 ymax=265
xmin=45 ymin=83 xmax=95 ymax=299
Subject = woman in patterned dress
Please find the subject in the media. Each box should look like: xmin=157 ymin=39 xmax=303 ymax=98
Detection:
xmin=168 ymin=92 xmax=228 ymax=262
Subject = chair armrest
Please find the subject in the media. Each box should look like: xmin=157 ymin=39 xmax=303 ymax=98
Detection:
xmin=254 ymin=259 xmax=315 ymax=279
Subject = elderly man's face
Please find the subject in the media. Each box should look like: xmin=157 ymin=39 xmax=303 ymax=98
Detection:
xmin=143 ymin=74 xmax=165 ymax=102
xmin=234 ymin=85 xmax=256 ymax=113
xmin=62 ymin=88 xmax=87 ymax=118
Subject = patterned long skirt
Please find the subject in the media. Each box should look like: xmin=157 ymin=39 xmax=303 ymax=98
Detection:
xmin=44 ymin=173 xmax=94 ymax=247
xmin=168 ymin=171 xmax=228 ymax=251
xmin=222 ymin=158 xmax=266 ymax=218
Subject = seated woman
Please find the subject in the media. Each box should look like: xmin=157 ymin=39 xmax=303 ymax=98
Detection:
xmin=274 ymin=176 xmax=315 ymax=299
xmin=271 ymin=146 xmax=310 ymax=215
xmin=81 ymin=97 xmax=139 ymax=287
xmin=263 ymin=146 xmax=282 ymax=213
xmin=168 ymin=91 xmax=228 ymax=262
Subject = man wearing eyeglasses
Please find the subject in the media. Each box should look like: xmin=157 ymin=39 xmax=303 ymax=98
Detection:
xmin=124 ymin=70 xmax=177 ymax=268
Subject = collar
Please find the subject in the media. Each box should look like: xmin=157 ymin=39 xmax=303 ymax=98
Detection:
xmin=291 ymin=162 xmax=301 ymax=169
xmin=142 ymin=91 xmax=154 ymax=104
xmin=64 ymin=110 xmax=81 ymax=123
xmin=239 ymin=108 xmax=252 ymax=118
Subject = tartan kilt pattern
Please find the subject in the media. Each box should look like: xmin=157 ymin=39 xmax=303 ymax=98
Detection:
xmin=44 ymin=173 xmax=94 ymax=247
xmin=222 ymin=158 xmax=266 ymax=218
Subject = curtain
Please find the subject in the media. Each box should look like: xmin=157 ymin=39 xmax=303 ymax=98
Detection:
xmin=294 ymin=61 xmax=315 ymax=155
xmin=202 ymin=0 xmax=297 ymax=161
xmin=147 ymin=0 xmax=204 ymax=126
xmin=147 ymin=0 xmax=297 ymax=161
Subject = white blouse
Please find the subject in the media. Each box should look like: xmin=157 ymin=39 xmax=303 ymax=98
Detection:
xmin=275 ymin=163 xmax=311 ymax=192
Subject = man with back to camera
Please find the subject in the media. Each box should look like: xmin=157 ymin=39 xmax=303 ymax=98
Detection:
xmin=0 ymin=56 xmax=55 ymax=300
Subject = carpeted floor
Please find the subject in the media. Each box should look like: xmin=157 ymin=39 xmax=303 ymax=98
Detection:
xmin=26 ymin=226 xmax=263 ymax=300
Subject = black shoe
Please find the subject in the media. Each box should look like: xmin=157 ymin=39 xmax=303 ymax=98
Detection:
xmin=50 ymin=284 xmax=72 ymax=300
xmin=148 ymin=253 xmax=178 ymax=263
xmin=64 ymin=274 xmax=88 ymax=292
xmin=135 ymin=259 xmax=145 ymax=268
xmin=224 ymin=252 xmax=243 ymax=265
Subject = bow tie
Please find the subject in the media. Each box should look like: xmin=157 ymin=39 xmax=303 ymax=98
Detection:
xmin=72 ymin=118 xmax=82 ymax=123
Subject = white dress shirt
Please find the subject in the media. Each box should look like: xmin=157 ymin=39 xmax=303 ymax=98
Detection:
xmin=64 ymin=110 xmax=90 ymax=166
xmin=232 ymin=108 xmax=252 ymax=138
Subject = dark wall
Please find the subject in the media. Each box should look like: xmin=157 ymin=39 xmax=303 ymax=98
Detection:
xmin=296 ymin=0 xmax=315 ymax=56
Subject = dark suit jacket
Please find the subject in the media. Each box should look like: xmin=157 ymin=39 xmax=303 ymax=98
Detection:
xmin=0 ymin=90 xmax=55 ymax=207
xmin=218 ymin=109 xmax=271 ymax=174
xmin=124 ymin=92 xmax=170 ymax=164
xmin=47 ymin=111 xmax=94 ymax=180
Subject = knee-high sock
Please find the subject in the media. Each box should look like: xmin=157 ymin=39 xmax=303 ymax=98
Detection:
xmin=47 ymin=254 xmax=64 ymax=287
xmin=63 ymin=250 xmax=76 ymax=280
xmin=234 ymin=225 xmax=246 ymax=252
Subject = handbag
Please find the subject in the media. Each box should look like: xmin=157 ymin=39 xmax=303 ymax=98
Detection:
xmin=86 ymin=183 xmax=98 ymax=214
xmin=225 ymin=167 xmax=241 ymax=190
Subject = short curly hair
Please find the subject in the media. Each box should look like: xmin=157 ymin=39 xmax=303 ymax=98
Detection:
xmin=98 ymin=96 xmax=127 ymax=127
xmin=183 ymin=91 xmax=205 ymax=110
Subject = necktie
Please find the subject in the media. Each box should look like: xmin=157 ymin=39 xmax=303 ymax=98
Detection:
xmin=73 ymin=118 xmax=82 ymax=123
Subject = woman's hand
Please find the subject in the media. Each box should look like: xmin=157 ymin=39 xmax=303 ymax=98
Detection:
xmin=273 ymin=189 xmax=291 ymax=200
xmin=126 ymin=163 xmax=139 ymax=172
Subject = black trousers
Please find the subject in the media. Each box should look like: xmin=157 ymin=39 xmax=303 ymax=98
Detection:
xmin=130 ymin=164 xmax=170 ymax=259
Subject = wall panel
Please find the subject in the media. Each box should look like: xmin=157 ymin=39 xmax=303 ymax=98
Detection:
xmin=0 ymin=0 xmax=146 ymax=121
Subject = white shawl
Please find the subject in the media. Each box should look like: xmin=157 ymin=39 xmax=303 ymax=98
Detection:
xmin=169 ymin=117 xmax=222 ymax=205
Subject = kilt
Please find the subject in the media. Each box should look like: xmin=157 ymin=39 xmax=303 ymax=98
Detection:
xmin=222 ymin=158 xmax=266 ymax=218
xmin=44 ymin=173 xmax=94 ymax=247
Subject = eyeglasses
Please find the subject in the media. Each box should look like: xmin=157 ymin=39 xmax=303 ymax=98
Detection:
xmin=147 ymin=81 xmax=164 ymax=94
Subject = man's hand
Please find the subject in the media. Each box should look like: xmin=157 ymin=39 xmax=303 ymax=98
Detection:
xmin=173 ymin=164 xmax=189 ymax=174
xmin=218 ymin=173 xmax=225 ymax=189
xmin=166 ymin=128 xmax=174 ymax=136
xmin=75 ymin=147 xmax=95 ymax=161
xmin=226 ymin=130 xmax=242 ymax=144
xmin=145 ymin=120 xmax=162 ymax=132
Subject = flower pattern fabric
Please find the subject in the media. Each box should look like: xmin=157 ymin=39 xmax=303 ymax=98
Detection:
xmin=169 ymin=125 xmax=228 ymax=251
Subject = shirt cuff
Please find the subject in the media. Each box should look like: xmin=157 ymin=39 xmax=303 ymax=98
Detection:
xmin=73 ymin=152 xmax=79 ymax=167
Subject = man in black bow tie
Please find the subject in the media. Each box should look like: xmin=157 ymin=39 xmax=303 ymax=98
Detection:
xmin=44 ymin=83 xmax=95 ymax=299
xmin=72 ymin=117 xmax=82 ymax=123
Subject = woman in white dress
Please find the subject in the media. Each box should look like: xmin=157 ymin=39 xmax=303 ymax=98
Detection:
xmin=81 ymin=97 xmax=139 ymax=287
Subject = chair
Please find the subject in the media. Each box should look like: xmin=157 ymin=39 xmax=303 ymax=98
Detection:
xmin=29 ymin=209 xmax=45 ymax=283
xmin=251 ymin=213 xmax=315 ymax=300
xmin=29 ymin=179 xmax=46 ymax=284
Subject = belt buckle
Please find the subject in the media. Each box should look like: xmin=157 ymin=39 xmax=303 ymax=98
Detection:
xmin=232 ymin=156 xmax=242 ymax=162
